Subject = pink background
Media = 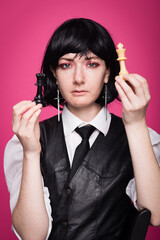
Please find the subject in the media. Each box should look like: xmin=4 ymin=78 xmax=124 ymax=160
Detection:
xmin=1 ymin=0 xmax=160 ymax=239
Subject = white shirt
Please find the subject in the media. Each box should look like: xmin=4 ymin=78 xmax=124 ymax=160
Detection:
xmin=4 ymin=105 xmax=160 ymax=239
xmin=62 ymin=105 xmax=111 ymax=165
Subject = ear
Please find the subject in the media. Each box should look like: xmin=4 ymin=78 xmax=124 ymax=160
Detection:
xmin=50 ymin=65 xmax=58 ymax=84
xmin=104 ymin=69 xmax=110 ymax=83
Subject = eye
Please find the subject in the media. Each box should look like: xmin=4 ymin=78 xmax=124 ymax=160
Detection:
xmin=59 ymin=63 xmax=72 ymax=69
xmin=87 ymin=62 xmax=99 ymax=68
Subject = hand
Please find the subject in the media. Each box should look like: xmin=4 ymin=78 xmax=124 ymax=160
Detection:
xmin=115 ymin=74 xmax=151 ymax=127
xmin=12 ymin=101 xmax=42 ymax=154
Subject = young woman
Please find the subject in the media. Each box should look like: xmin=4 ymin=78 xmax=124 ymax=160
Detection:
xmin=4 ymin=18 xmax=160 ymax=240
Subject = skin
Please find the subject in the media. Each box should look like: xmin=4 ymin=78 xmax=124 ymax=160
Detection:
xmin=52 ymin=52 xmax=110 ymax=121
xmin=12 ymin=102 xmax=49 ymax=240
xmin=115 ymin=74 xmax=160 ymax=226
xmin=11 ymin=52 xmax=160 ymax=239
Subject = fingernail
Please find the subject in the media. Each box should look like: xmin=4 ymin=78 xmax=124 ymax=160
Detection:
xmin=123 ymin=74 xmax=129 ymax=78
xmin=37 ymin=103 xmax=43 ymax=107
xmin=115 ymin=76 xmax=120 ymax=81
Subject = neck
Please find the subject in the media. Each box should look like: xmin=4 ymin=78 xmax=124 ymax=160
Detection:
xmin=66 ymin=103 xmax=102 ymax=122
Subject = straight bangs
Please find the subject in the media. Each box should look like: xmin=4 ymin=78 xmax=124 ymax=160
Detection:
xmin=44 ymin=18 xmax=112 ymax=70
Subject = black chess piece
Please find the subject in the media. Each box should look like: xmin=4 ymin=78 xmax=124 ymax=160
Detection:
xmin=33 ymin=73 xmax=46 ymax=107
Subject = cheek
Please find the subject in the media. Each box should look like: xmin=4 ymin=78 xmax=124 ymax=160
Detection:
xmin=88 ymin=73 xmax=106 ymax=88
xmin=58 ymin=83 xmax=69 ymax=97
xmin=56 ymin=70 xmax=73 ymax=85
xmin=56 ymin=73 xmax=69 ymax=89
xmin=86 ymin=69 xmax=107 ymax=80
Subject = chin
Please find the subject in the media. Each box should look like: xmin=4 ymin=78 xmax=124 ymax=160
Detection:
xmin=71 ymin=103 xmax=89 ymax=108
xmin=67 ymin=100 xmax=97 ymax=110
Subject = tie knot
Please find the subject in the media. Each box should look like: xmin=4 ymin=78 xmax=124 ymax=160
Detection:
xmin=75 ymin=125 xmax=95 ymax=139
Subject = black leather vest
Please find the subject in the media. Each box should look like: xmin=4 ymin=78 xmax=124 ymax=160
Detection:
xmin=40 ymin=114 xmax=134 ymax=240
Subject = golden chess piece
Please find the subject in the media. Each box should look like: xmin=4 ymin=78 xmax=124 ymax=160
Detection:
xmin=116 ymin=43 xmax=129 ymax=79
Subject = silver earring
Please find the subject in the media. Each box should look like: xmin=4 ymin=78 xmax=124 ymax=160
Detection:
xmin=54 ymin=87 xmax=61 ymax=122
xmin=103 ymin=83 xmax=107 ymax=120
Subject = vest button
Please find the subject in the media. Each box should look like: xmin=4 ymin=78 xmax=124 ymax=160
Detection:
xmin=62 ymin=221 xmax=68 ymax=228
xmin=66 ymin=188 xmax=71 ymax=195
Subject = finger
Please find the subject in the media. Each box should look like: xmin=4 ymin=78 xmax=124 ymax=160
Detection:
xmin=115 ymin=81 xmax=131 ymax=110
xmin=18 ymin=104 xmax=42 ymax=134
xmin=12 ymin=101 xmax=36 ymax=133
xmin=115 ymin=76 xmax=137 ymax=104
xmin=122 ymin=74 xmax=146 ymax=100
xmin=132 ymin=74 xmax=151 ymax=101
xmin=28 ymin=108 xmax=42 ymax=132
xmin=13 ymin=101 xmax=36 ymax=115
xmin=34 ymin=110 xmax=41 ymax=134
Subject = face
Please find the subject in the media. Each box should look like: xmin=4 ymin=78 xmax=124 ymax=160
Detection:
xmin=52 ymin=51 xmax=110 ymax=111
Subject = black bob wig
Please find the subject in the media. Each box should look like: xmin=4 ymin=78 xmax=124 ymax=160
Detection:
xmin=41 ymin=18 xmax=120 ymax=108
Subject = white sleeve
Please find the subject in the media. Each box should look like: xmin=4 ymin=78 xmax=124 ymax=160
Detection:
xmin=4 ymin=135 xmax=53 ymax=239
xmin=126 ymin=127 xmax=160 ymax=209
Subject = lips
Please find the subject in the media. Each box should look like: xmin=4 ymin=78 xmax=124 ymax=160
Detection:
xmin=72 ymin=90 xmax=87 ymax=96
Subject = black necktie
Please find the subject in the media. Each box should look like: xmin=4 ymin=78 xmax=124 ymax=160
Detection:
xmin=69 ymin=125 xmax=95 ymax=181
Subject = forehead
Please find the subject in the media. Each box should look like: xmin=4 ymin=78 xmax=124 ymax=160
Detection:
xmin=59 ymin=51 xmax=103 ymax=61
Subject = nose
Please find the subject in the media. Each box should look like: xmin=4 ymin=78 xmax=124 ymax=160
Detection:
xmin=73 ymin=64 xmax=85 ymax=85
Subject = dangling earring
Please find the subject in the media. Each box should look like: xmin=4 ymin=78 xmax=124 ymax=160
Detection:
xmin=54 ymin=86 xmax=61 ymax=122
xmin=103 ymin=83 xmax=108 ymax=120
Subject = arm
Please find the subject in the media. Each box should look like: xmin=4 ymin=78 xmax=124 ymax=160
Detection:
xmin=11 ymin=101 xmax=49 ymax=240
xmin=115 ymin=74 xmax=160 ymax=226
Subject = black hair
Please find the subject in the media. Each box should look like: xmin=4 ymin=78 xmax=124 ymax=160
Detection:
xmin=41 ymin=18 xmax=120 ymax=108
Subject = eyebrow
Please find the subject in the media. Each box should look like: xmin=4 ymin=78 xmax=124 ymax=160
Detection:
xmin=59 ymin=56 xmax=101 ymax=61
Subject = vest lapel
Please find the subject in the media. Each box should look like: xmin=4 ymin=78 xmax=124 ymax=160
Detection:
xmin=82 ymin=113 xmax=131 ymax=178
xmin=40 ymin=116 xmax=70 ymax=176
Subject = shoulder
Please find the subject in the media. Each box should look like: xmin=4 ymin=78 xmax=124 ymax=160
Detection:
xmin=40 ymin=115 xmax=59 ymax=129
xmin=110 ymin=113 xmax=125 ymax=133
xmin=40 ymin=115 xmax=59 ymax=136
xmin=40 ymin=114 xmax=63 ymax=144
xmin=111 ymin=113 xmax=123 ymax=124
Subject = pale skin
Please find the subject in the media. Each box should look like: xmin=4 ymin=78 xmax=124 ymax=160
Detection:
xmin=12 ymin=52 xmax=160 ymax=239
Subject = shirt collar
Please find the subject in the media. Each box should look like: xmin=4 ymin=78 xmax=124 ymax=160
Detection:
xmin=62 ymin=104 xmax=111 ymax=137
